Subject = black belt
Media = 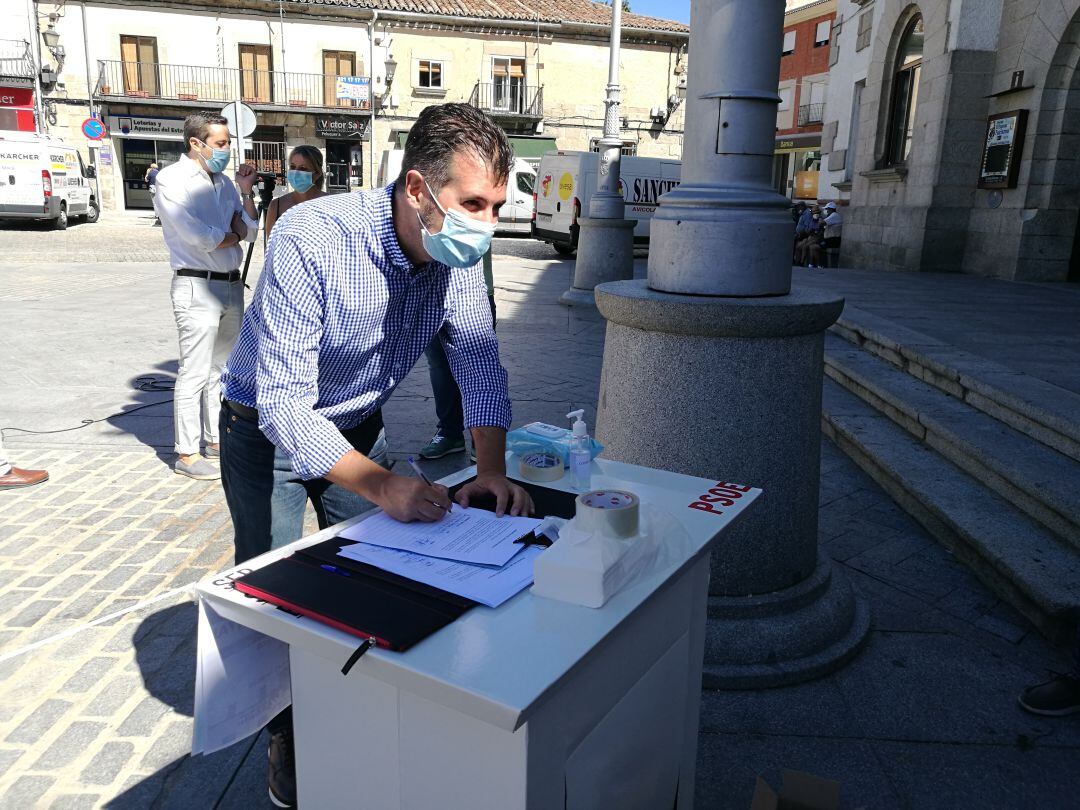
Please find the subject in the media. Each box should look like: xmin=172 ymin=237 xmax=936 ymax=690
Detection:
xmin=223 ymin=399 xmax=259 ymax=422
xmin=176 ymin=268 xmax=241 ymax=283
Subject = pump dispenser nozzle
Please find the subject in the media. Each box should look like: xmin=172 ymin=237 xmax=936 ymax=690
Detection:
xmin=566 ymin=409 xmax=587 ymax=437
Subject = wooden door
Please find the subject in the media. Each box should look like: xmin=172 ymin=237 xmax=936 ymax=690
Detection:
xmin=240 ymin=44 xmax=273 ymax=103
xmin=120 ymin=35 xmax=158 ymax=96
xmin=323 ymin=51 xmax=359 ymax=108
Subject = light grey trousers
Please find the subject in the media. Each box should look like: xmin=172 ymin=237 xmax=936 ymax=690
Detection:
xmin=171 ymin=274 xmax=243 ymax=456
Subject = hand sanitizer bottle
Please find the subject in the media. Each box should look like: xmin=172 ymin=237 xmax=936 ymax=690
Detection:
xmin=567 ymin=409 xmax=592 ymax=491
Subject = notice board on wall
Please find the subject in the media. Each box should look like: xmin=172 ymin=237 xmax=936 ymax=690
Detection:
xmin=978 ymin=109 xmax=1027 ymax=189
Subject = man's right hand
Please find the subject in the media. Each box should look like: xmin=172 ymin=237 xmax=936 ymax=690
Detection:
xmin=376 ymin=474 xmax=453 ymax=523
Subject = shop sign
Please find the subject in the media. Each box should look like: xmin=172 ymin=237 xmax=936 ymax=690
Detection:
xmin=107 ymin=115 xmax=185 ymax=140
xmin=979 ymin=109 xmax=1027 ymax=190
xmin=315 ymin=115 xmax=370 ymax=140
xmin=0 ymin=87 xmax=34 ymax=108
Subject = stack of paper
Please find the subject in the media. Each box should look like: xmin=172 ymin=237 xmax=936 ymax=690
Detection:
xmin=337 ymin=508 xmax=544 ymax=608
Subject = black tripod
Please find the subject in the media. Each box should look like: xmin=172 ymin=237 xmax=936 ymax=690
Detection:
xmin=241 ymin=172 xmax=278 ymax=288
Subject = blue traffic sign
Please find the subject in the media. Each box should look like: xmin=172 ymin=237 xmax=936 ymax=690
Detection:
xmin=82 ymin=117 xmax=105 ymax=140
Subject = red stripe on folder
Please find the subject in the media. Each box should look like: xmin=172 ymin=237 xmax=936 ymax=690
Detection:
xmin=234 ymin=580 xmax=394 ymax=650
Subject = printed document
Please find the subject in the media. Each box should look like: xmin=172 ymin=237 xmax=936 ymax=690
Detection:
xmin=338 ymin=507 xmax=542 ymax=567
xmin=336 ymin=542 xmax=544 ymax=608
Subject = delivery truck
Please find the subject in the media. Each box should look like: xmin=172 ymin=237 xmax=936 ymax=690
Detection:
xmin=0 ymin=132 xmax=98 ymax=229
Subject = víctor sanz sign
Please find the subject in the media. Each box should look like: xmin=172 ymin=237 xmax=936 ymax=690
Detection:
xmin=978 ymin=109 xmax=1027 ymax=189
xmin=315 ymin=115 xmax=370 ymax=140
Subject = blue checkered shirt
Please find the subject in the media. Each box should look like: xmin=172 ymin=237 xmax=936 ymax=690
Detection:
xmin=221 ymin=183 xmax=511 ymax=480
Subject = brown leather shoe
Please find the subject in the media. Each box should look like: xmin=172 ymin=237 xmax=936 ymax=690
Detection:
xmin=0 ymin=467 xmax=49 ymax=490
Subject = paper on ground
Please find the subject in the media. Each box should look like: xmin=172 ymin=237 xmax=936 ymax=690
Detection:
xmin=192 ymin=599 xmax=291 ymax=755
xmin=337 ymin=542 xmax=544 ymax=608
xmin=338 ymin=507 xmax=542 ymax=567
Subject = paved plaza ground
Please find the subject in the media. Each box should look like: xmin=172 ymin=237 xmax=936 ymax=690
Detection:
xmin=0 ymin=215 xmax=1078 ymax=808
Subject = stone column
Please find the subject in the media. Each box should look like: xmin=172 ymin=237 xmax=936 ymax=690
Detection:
xmin=559 ymin=0 xmax=636 ymax=308
xmin=593 ymin=0 xmax=868 ymax=688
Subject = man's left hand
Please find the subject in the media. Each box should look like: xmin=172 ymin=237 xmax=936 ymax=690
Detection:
xmin=455 ymin=473 xmax=534 ymax=517
xmin=235 ymin=164 xmax=257 ymax=194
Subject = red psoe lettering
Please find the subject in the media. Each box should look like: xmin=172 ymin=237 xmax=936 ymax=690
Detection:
xmin=689 ymin=500 xmax=724 ymax=515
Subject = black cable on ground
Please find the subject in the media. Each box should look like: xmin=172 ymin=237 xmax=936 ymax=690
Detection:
xmin=0 ymin=376 xmax=176 ymax=441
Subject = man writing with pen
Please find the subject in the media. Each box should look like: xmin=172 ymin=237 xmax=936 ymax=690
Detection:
xmin=217 ymin=103 xmax=533 ymax=809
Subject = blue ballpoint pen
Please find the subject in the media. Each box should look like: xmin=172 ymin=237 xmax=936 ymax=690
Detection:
xmin=407 ymin=456 xmax=452 ymax=513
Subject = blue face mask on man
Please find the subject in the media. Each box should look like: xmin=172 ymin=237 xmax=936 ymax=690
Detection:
xmin=195 ymin=139 xmax=231 ymax=174
xmin=287 ymin=169 xmax=314 ymax=194
xmin=418 ymin=180 xmax=496 ymax=269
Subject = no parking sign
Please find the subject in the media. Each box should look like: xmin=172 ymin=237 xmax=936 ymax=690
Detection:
xmin=82 ymin=117 xmax=105 ymax=140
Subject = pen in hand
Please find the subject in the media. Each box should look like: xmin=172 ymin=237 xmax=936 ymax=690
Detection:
xmin=406 ymin=456 xmax=452 ymax=513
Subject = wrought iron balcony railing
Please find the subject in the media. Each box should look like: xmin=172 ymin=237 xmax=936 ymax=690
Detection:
xmin=468 ymin=82 xmax=543 ymax=118
xmin=797 ymin=102 xmax=825 ymax=127
xmin=0 ymin=39 xmax=35 ymax=81
xmin=94 ymin=60 xmax=371 ymax=112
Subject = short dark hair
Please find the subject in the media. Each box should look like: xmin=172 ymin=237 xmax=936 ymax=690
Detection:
xmin=183 ymin=112 xmax=229 ymax=150
xmin=400 ymin=103 xmax=514 ymax=190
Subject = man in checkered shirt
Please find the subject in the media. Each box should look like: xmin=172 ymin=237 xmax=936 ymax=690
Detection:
xmin=219 ymin=103 xmax=533 ymax=809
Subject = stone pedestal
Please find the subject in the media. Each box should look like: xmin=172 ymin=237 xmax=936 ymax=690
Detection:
xmin=559 ymin=217 xmax=636 ymax=308
xmin=594 ymin=279 xmax=869 ymax=687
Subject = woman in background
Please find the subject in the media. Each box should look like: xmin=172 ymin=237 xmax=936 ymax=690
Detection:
xmin=264 ymin=145 xmax=327 ymax=240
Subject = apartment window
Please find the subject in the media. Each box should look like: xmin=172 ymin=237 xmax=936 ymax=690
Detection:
xmin=418 ymin=60 xmax=443 ymax=89
xmin=782 ymin=30 xmax=796 ymax=56
xmin=856 ymin=11 xmax=873 ymax=52
xmin=815 ymin=20 xmax=832 ymax=47
xmin=239 ymin=44 xmax=273 ymax=103
xmin=884 ymin=14 xmax=924 ymax=166
xmin=323 ymin=50 xmax=362 ymax=108
xmin=119 ymin=35 xmax=158 ymax=96
xmin=491 ymin=57 xmax=526 ymax=112
xmin=778 ymin=86 xmax=793 ymax=111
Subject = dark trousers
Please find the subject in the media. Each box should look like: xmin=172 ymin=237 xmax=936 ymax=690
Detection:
xmin=424 ymin=295 xmax=496 ymax=440
xmin=219 ymin=401 xmax=387 ymax=566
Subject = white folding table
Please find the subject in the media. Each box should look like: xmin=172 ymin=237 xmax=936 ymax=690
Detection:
xmin=194 ymin=456 xmax=759 ymax=810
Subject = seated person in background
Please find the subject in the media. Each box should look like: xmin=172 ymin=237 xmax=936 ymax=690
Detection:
xmin=795 ymin=206 xmax=823 ymax=267
xmin=807 ymin=201 xmax=842 ymax=269
xmin=263 ymin=145 xmax=328 ymax=240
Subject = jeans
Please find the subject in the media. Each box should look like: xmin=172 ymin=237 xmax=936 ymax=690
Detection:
xmin=425 ymin=294 xmax=497 ymax=440
xmin=1072 ymin=623 xmax=1080 ymax=680
xmin=172 ymin=275 xmax=243 ymax=456
xmin=219 ymin=402 xmax=388 ymax=565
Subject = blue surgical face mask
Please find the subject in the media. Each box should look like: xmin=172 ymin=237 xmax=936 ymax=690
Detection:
xmin=418 ymin=181 xmax=496 ymax=268
xmin=288 ymin=169 xmax=314 ymax=193
xmin=196 ymin=140 xmax=231 ymax=174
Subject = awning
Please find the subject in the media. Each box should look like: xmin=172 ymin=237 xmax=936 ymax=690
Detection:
xmin=507 ymin=136 xmax=557 ymax=161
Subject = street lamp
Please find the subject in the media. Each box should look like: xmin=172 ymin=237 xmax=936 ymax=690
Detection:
xmin=383 ymin=55 xmax=397 ymax=92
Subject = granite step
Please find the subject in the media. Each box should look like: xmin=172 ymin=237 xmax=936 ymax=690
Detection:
xmin=829 ymin=306 xmax=1080 ymax=463
xmin=824 ymin=332 xmax=1080 ymax=548
xmin=821 ymin=379 xmax=1080 ymax=642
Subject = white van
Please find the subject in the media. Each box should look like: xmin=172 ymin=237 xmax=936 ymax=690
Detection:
xmin=377 ymin=148 xmax=535 ymax=235
xmin=0 ymin=133 xmax=98 ymax=229
xmin=531 ymin=150 xmax=681 ymax=255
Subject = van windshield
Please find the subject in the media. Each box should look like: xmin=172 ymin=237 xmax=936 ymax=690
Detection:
xmin=516 ymin=172 xmax=535 ymax=194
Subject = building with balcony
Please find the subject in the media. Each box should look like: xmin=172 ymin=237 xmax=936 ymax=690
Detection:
xmin=0 ymin=39 xmax=38 ymax=133
xmin=775 ymin=0 xmax=837 ymax=200
xmin=22 ymin=0 xmax=686 ymax=214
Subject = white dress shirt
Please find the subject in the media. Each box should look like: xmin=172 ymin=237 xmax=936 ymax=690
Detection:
xmin=153 ymin=153 xmax=257 ymax=272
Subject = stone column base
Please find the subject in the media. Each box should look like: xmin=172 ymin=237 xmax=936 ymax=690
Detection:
xmin=704 ymin=551 xmax=870 ymax=688
xmin=594 ymin=278 xmax=869 ymax=688
xmin=559 ymin=217 xmax=636 ymax=308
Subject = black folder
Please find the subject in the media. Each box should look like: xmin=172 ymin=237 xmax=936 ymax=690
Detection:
xmin=233 ymin=476 xmax=578 ymax=652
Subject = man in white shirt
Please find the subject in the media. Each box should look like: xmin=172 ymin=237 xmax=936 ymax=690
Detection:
xmin=154 ymin=112 xmax=258 ymax=479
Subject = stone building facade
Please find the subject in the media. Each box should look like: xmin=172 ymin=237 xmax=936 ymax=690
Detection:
xmin=823 ymin=0 xmax=1080 ymax=281
xmin=14 ymin=0 xmax=687 ymax=213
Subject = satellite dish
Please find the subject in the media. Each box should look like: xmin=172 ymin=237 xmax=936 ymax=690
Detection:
xmin=221 ymin=101 xmax=257 ymax=138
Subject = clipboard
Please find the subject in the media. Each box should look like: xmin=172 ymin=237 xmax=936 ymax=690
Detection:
xmin=233 ymin=476 xmax=578 ymax=655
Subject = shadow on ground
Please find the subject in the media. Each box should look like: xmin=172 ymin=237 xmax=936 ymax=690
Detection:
xmin=105 ymin=364 xmax=179 ymax=463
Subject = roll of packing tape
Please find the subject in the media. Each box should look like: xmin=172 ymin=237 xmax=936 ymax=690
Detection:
xmin=519 ymin=451 xmax=565 ymax=482
xmin=575 ymin=489 xmax=640 ymax=539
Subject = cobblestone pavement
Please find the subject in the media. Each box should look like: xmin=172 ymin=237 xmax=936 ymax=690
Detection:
xmin=1 ymin=239 xmax=1078 ymax=808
